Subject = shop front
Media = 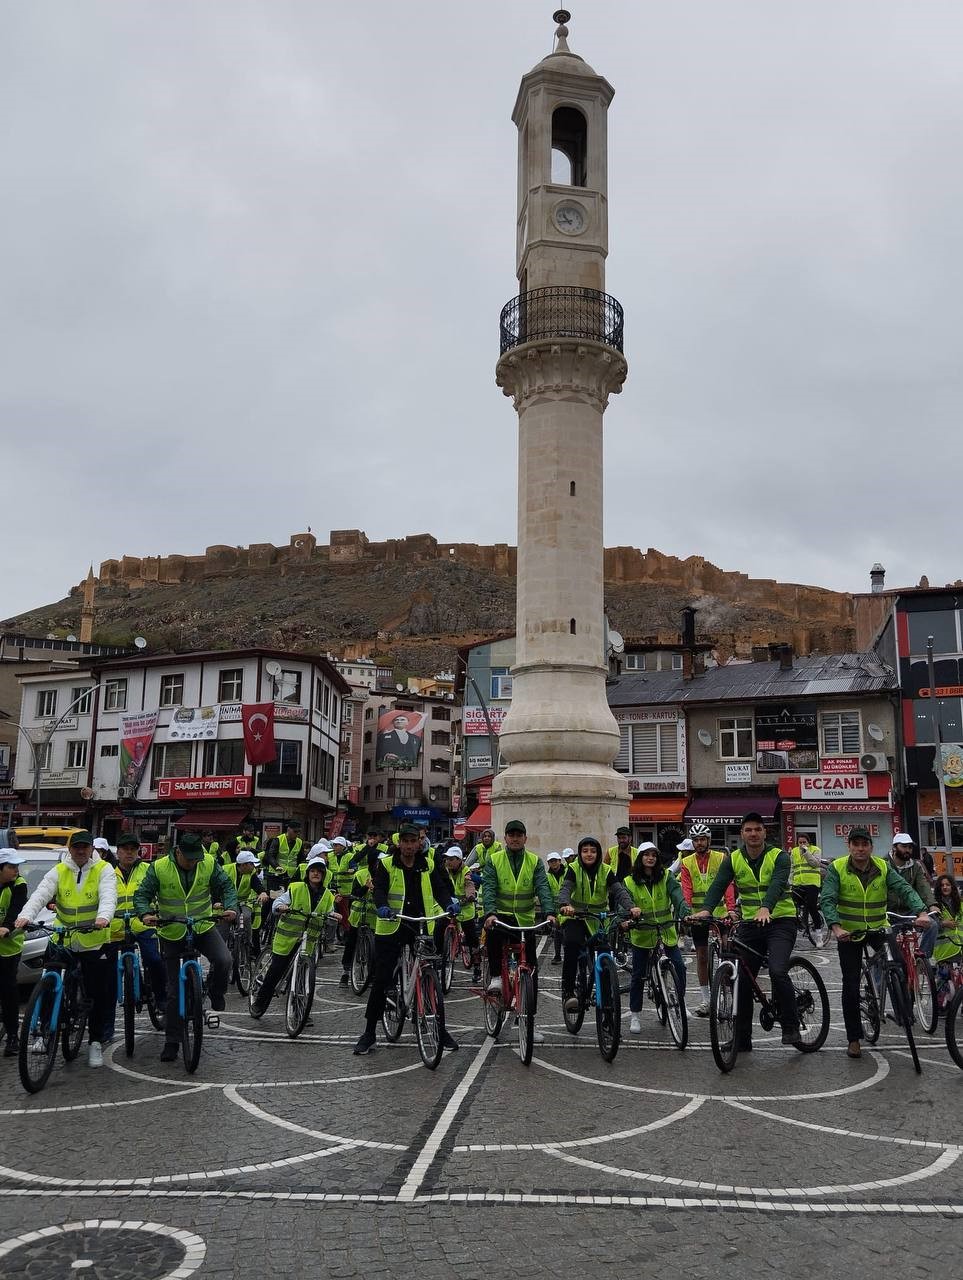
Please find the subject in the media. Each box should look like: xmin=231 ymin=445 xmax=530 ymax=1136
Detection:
xmin=628 ymin=796 xmax=688 ymax=862
xmin=916 ymin=789 xmax=963 ymax=878
xmin=778 ymin=772 xmax=895 ymax=861
xmin=684 ymin=792 xmax=779 ymax=852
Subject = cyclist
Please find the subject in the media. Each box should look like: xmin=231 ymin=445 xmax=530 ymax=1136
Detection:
xmin=820 ymin=826 xmax=930 ymax=1058
xmin=360 ymin=828 xmax=388 ymax=873
xmin=544 ymin=851 xmax=566 ymax=964
xmin=482 ymin=821 xmax=556 ymax=1024
xmin=219 ymin=836 xmax=239 ymax=867
xmin=622 ymin=842 xmax=687 ymax=1033
xmin=692 ymin=812 xmax=801 ymax=1051
xmin=250 ymin=854 xmax=334 ymax=1017
xmin=790 ymin=834 xmax=826 ymax=948
xmin=102 ymin=834 xmax=167 ymax=1044
xmin=352 ymin=822 xmax=458 ymax=1056
xmin=605 ymin=826 xmax=636 ymax=881
xmin=887 ymin=834 xmax=938 ymax=958
xmin=135 ymin=831 xmax=238 ymax=1063
xmin=679 ymin=822 xmax=735 ymax=1016
xmin=237 ymin=821 xmax=261 ymax=856
xmin=15 ymin=830 xmax=117 ymax=1068
xmin=263 ymin=820 xmax=304 ymax=883
xmin=444 ymin=847 xmax=481 ymax=983
xmin=200 ymin=829 xmax=220 ymax=861
xmin=0 ymin=848 xmax=28 ymax=1057
xmin=341 ymin=854 xmax=374 ymax=985
xmin=222 ymin=851 xmax=270 ymax=953
xmin=557 ymin=836 xmax=633 ymax=1016
xmin=933 ymin=873 xmax=963 ymax=1003
xmin=467 ymin=828 xmax=502 ymax=871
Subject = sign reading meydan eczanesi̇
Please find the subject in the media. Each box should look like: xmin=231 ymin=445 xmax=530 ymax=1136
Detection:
xmin=157 ymin=775 xmax=252 ymax=799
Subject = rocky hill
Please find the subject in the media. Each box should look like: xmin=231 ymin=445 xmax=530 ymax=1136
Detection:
xmin=3 ymin=535 xmax=855 ymax=676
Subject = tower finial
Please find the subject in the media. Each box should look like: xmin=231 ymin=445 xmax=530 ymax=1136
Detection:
xmin=553 ymin=9 xmax=571 ymax=54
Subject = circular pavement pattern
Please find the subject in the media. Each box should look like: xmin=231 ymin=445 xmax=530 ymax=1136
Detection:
xmin=0 ymin=1221 xmax=205 ymax=1280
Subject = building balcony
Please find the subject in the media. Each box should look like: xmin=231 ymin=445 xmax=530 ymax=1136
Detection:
xmin=499 ymin=286 xmax=624 ymax=355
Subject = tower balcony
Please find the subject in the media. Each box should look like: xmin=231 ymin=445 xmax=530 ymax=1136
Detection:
xmin=499 ymin=286 xmax=624 ymax=356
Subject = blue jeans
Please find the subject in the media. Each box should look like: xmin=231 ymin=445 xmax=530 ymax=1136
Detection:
xmin=629 ymin=943 xmax=686 ymax=1013
xmin=920 ymin=919 xmax=939 ymax=960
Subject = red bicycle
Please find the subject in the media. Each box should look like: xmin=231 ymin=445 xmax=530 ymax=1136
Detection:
xmin=890 ymin=912 xmax=938 ymax=1034
xmin=477 ymin=920 xmax=552 ymax=1065
xmin=441 ymin=915 xmax=476 ymax=992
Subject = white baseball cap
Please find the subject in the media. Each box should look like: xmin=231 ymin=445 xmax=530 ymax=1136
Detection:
xmin=308 ymin=841 xmax=329 ymax=860
xmin=546 ymin=851 xmax=564 ymax=862
xmin=676 ymin=838 xmax=694 ymax=852
xmin=304 ymin=855 xmax=327 ymax=871
xmin=331 ymin=836 xmax=349 ymax=848
xmin=93 ymin=837 xmax=110 ymax=851
xmin=892 ymin=833 xmax=915 ymax=845
xmin=638 ymin=841 xmax=659 ymax=853
xmin=562 ymin=847 xmax=576 ymax=859
xmin=0 ymin=849 xmax=25 ymax=866
xmin=236 ymin=851 xmax=259 ymax=866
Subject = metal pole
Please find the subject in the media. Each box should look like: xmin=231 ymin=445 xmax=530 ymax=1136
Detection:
xmin=926 ymin=636 xmax=955 ymax=881
xmin=13 ymin=724 xmax=39 ymax=824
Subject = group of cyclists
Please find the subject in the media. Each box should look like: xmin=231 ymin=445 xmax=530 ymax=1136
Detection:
xmin=1 ymin=808 xmax=962 ymax=1075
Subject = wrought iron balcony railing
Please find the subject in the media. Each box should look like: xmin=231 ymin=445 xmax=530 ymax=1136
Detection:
xmin=499 ymin=286 xmax=624 ymax=355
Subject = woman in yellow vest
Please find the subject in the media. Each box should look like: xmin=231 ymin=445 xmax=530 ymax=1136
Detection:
xmin=341 ymin=858 xmax=373 ymax=986
xmin=250 ymin=855 xmax=334 ymax=1017
xmin=622 ymin=842 xmax=690 ymax=1034
xmin=558 ymin=836 xmax=635 ymax=1015
xmin=545 ymin=851 xmax=566 ymax=964
xmin=444 ymin=847 xmax=481 ymax=982
xmin=789 ymin=835 xmax=826 ymax=948
xmin=934 ymin=874 xmax=963 ymax=1006
xmin=0 ymin=848 xmax=28 ymax=1056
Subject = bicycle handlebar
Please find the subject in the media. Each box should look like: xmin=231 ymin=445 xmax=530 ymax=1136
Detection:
xmin=393 ymin=912 xmax=449 ymax=924
xmin=22 ymin=921 xmax=103 ymax=935
xmin=487 ymin=920 xmax=553 ymax=935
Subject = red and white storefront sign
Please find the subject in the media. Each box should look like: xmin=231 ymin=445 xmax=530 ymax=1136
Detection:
xmin=818 ymin=756 xmax=861 ymax=775
xmin=779 ymin=773 xmax=894 ymax=858
xmin=157 ymin=775 xmax=252 ymax=800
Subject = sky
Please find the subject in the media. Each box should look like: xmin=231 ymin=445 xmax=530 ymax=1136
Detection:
xmin=3 ymin=1 xmax=962 ymax=617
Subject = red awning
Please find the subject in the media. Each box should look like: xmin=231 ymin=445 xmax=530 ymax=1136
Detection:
xmin=464 ymin=803 xmax=492 ymax=832
xmin=174 ymin=807 xmax=251 ymax=830
xmin=628 ymin=797 xmax=687 ymax=823
xmin=685 ymin=793 xmax=778 ymax=823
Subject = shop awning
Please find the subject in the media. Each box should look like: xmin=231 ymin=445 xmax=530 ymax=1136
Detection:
xmin=464 ymin=803 xmax=492 ymax=832
xmin=685 ymin=793 xmax=778 ymax=823
xmin=174 ymin=807 xmax=250 ymax=830
xmin=628 ymin=797 xmax=687 ymax=823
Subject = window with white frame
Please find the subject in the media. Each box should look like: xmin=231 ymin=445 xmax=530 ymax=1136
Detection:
xmin=201 ymin=739 xmax=245 ymax=776
xmin=66 ymin=740 xmax=88 ymax=769
xmin=37 ymin=742 xmax=53 ymax=769
xmin=820 ymin=710 xmax=862 ymax=756
xmin=323 ymin=684 xmax=330 ymax=717
xmin=331 ymin=696 xmax=338 ymax=727
xmin=103 ymin=679 xmax=128 ymax=711
xmin=36 ymin=689 xmax=57 ymax=718
xmin=615 ymin=722 xmax=680 ymax=775
xmin=159 ymin=674 xmax=184 ymax=707
xmin=718 ymin=716 xmax=753 ymax=760
xmin=623 ymin=654 xmax=646 ymax=671
xmin=341 ymin=759 xmax=352 ymax=784
xmin=343 ymin=702 xmax=354 ymax=724
xmin=217 ymin=668 xmax=243 ymax=702
xmin=71 ymin=686 xmax=93 ymax=715
xmin=671 ymin=653 xmax=684 ymax=671
xmin=490 ymin=668 xmax=513 ymax=699
xmin=150 ymin=741 xmax=192 ymax=787
xmin=278 ymin=670 xmax=302 ymax=704
xmin=100 ymin=743 xmax=119 ymax=758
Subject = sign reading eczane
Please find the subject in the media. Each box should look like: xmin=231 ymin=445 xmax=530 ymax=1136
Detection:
xmin=799 ymin=774 xmax=869 ymax=801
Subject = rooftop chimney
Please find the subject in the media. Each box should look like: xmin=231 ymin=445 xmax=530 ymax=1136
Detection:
xmin=779 ymin=644 xmax=793 ymax=671
xmin=681 ymin=607 xmax=696 ymax=649
xmin=870 ymin=563 xmax=886 ymax=594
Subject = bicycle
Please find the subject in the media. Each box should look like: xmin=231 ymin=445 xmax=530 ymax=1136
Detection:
xmin=892 ymin=912 xmax=938 ymax=1034
xmin=791 ymin=887 xmax=827 ymax=950
xmin=18 ymin=923 xmax=102 ymax=1094
xmin=856 ymin=913 xmax=934 ymax=1073
xmin=440 ymin=912 xmax=477 ymax=992
xmin=115 ymin=911 xmax=164 ymax=1057
xmin=478 ymin=920 xmax=552 ymax=1066
xmin=633 ymin=919 xmax=688 ymax=1050
xmin=152 ymin=915 xmax=222 ymax=1073
xmin=220 ymin=907 xmax=254 ymax=998
xmin=380 ymin=912 xmax=449 ymax=1070
xmin=708 ymin=919 xmax=830 ymax=1073
xmin=560 ymin=911 xmax=625 ymax=1061
xmin=946 ymin=984 xmax=963 ymax=1071
xmin=249 ymin=909 xmax=338 ymax=1037
xmin=349 ymin=906 xmax=376 ymax=996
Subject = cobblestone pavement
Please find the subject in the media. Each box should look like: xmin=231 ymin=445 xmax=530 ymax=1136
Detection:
xmin=1 ymin=938 xmax=962 ymax=1278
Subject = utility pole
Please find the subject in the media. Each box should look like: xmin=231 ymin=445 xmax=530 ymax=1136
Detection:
xmin=926 ymin=636 xmax=955 ymax=879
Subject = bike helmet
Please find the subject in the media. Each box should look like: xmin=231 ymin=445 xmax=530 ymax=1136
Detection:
xmin=688 ymin=822 xmax=712 ymax=840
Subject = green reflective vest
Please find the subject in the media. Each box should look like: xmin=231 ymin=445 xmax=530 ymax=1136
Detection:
xmin=53 ymin=861 xmax=112 ymax=949
xmin=790 ymin=845 xmax=822 ymax=888
xmin=0 ymin=877 xmax=26 ymax=956
xmin=731 ymin=848 xmax=795 ymax=919
xmin=832 ymin=855 xmax=888 ymax=934
xmin=448 ymin=865 xmax=476 ymax=923
xmin=375 ymin=855 xmax=441 ymax=936
xmin=569 ymin=862 xmax=616 ymax=916
xmin=545 ymin=869 xmax=565 ymax=912
xmin=682 ymin=851 xmax=727 ymax=917
xmin=471 ymin=840 xmax=503 ymax=867
xmin=624 ymin=874 xmax=677 ymax=948
xmin=271 ymin=880 xmax=334 ymax=956
xmin=153 ymin=854 xmax=218 ymax=941
xmin=329 ymin=848 xmax=357 ymax=897
xmin=348 ymin=867 xmax=375 ymax=929
xmin=489 ymin=848 xmax=539 ymax=927
xmin=606 ymin=844 xmax=637 ymax=868
xmin=224 ymin=863 xmax=263 ymax=929
xmin=935 ymin=903 xmax=963 ymax=963
xmin=237 ymin=836 xmax=260 ymax=853
xmin=202 ymin=841 xmax=220 ymax=859
xmin=277 ymin=835 xmax=303 ymax=877
xmin=111 ymin=861 xmax=150 ymax=942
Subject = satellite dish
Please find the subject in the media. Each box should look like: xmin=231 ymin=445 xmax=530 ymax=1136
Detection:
xmin=133 ymin=636 xmax=147 ymax=650
xmin=609 ymin=630 xmax=625 ymax=656
xmin=697 ymin=728 xmax=713 ymax=748
xmin=396 ymin=684 xmax=404 ymax=692
xmin=66 ymin=634 xmax=77 ymax=642
xmin=46 ymin=633 xmax=56 ymax=640
xmin=265 ymin=660 xmax=282 ymax=677
xmin=867 ymin=723 xmax=885 ymax=743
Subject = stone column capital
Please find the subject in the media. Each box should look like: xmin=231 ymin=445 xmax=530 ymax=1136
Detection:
xmin=495 ymin=339 xmax=628 ymax=413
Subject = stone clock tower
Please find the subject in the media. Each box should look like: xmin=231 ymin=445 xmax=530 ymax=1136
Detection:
xmin=490 ymin=11 xmax=629 ymax=853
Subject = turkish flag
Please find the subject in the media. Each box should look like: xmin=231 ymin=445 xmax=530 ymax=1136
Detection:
xmin=242 ymin=702 xmax=276 ymax=766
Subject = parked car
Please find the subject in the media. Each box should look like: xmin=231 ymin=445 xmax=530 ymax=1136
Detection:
xmin=13 ymin=826 xmax=83 ymax=849
xmin=15 ymin=845 xmax=63 ymax=987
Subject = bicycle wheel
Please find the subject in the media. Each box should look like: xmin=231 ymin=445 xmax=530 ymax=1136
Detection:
xmin=785 ymin=956 xmax=829 ymax=1052
xmin=442 ymin=924 xmax=457 ymax=994
xmin=709 ymin=963 xmax=738 ymax=1073
xmin=889 ymin=969 xmax=921 ymax=1074
xmin=860 ymin=965 xmax=881 ymax=1044
xmin=911 ymin=956 xmax=938 ymax=1035
xmin=248 ymin=948 xmax=274 ymax=1017
xmin=60 ymin=973 xmax=87 ymax=1062
xmin=517 ymin=969 xmax=535 ymax=1066
xmin=381 ymin=967 xmax=406 ymax=1042
xmin=480 ymin=954 xmax=504 ymax=1040
xmin=946 ymin=985 xmax=963 ymax=1071
xmin=657 ymin=955 xmax=688 ymax=1050
xmin=285 ymin=951 xmax=316 ymax=1038
xmin=594 ymin=954 xmax=621 ymax=1062
xmin=122 ymin=953 xmax=137 ymax=1058
xmin=350 ymin=927 xmax=373 ymax=995
xmin=613 ymin=928 xmax=629 ymax=971
xmin=415 ymin=966 xmax=444 ymax=1069
xmin=234 ymin=935 xmax=253 ymax=998
xmin=18 ymin=974 xmax=59 ymax=1094
xmin=181 ymin=965 xmax=204 ymax=1074
xmin=652 ymin=965 xmax=668 ymax=1026
xmin=563 ymin=957 xmax=587 ymax=1034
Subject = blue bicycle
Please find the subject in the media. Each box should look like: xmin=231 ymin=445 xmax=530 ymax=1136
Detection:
xmin=561 ymin=910 xmax=625 ymax=1062
xmin=154 ymin=914 xmax=221 ymax=1073
xmin=115 ymin=911 xmax=164 ymax=1058
xmin=18 ymin=923 xmax=100 ymax=1094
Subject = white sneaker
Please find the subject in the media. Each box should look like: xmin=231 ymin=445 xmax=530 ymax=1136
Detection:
xmin=629 ymin=1013 xmax=642 ymax=1034
xmin=694 ymin=1000 xmax=711 ymax=1017
xmin=532 ymin=1027 xmax=545 ymax=1044
xmin=87 ymin=1042 xmax=104 ymax=1068
xmin=487 ymin=978 xmax=502 ymax=994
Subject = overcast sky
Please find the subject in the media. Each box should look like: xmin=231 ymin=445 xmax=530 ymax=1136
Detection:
xmin=3 ymin=1 xmax=962 ymax=617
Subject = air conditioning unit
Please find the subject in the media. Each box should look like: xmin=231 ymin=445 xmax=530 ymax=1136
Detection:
xmin=860 ymin=752 xmax=888 ymax=772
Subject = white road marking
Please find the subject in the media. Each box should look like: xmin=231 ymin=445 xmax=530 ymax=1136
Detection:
xmin=455 ymin=1096 xmax=705 ymax=1151
xmin=724 ymin=1098 xmax=962 ymax=1151
xmin=224 ymin=1085 xmax=406 ymax=1150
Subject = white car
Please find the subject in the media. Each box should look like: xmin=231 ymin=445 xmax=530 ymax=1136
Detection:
xmin=15 ymin=845 xmax=64 ymax=987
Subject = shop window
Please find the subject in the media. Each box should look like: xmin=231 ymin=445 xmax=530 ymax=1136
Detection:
xmin=820 ymin=710 xmax=861 ymax=756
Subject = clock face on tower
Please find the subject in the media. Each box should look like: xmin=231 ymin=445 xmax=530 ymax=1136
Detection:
xmin=553 ymin=202 xmax=587 ymax=235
